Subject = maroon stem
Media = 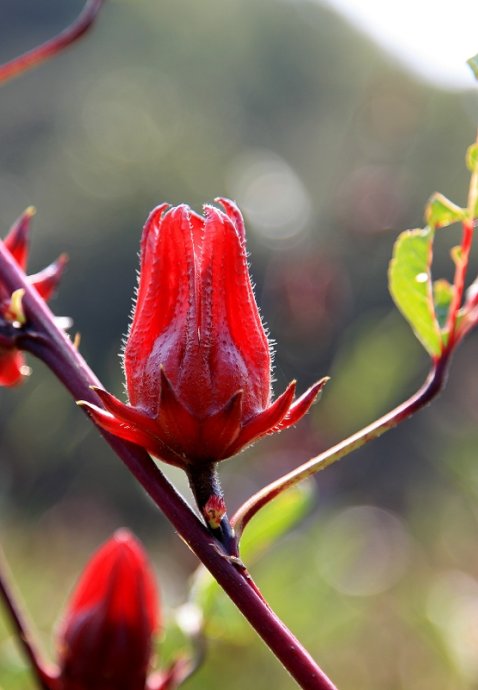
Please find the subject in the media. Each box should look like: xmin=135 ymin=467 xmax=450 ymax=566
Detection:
xmin=0 ymin=546 xmax=56 ymax=690
xmin=0 ymin=242 xmax=337 ymax=690
xmin=186 ymin=462 xmax=238 ymax=557
xmin=0 ymin=0 xmax=104 ymax=85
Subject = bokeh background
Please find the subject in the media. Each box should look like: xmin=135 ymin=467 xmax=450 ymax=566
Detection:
xmin=1 ymin=1 xmax=478 ymax=688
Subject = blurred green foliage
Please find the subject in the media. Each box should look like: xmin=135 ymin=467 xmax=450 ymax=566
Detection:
xmin=1 ymin=0 xmax=478 ymax=688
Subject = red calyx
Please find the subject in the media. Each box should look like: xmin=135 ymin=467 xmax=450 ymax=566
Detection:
xmin=80 ymin=199 xmax=327 ymax=468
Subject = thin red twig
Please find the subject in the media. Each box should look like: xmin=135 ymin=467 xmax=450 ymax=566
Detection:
xmin=232 ymin=356 xmax=449 ymax=538
xmin=446 ymin=219 xmax=475 ymax=348
xmin=0 ymin=0 xmax=105 ymax=85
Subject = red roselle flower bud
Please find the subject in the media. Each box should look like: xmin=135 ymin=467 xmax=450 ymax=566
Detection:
xmin=0 ymin=207 xmax=67 ymax=386
xmin=58 ymin=530 xmax=159 ymax=690
xmin=79 ymin=200 xmax=327 ymax=545
xmin=82 ymin=199 xmax=327 ymax=466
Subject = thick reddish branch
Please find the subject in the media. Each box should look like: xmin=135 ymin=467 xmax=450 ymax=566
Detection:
xmin=0 ymin=0 xmax=104 ymax=85
xmin=0 ymin=241 xmax=337 ymax=690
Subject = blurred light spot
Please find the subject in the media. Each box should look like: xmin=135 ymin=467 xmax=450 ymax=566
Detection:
xmin=175 ymin=602 xmax=203 ymax=637
xmin=316 ymin=505 xmax=411 ymax=596
xmin=67 ymin=71 xmax=179 ymax=201
xmin=367 ymin=87 xmax=421 ymax=147
xmin=427 ymin=570 xmax=478 ymax=680
xmin=354 ymin=80 xmax=423 ymax=158
xmin=227 ymin=150 xmax=312 ymax=244
xmin=416 ymin=273 xmax=428 ymax=283
xmin=81 ymin=97 xmax=163 ymax=164
xmin=398 ymin=637 xmax=451 ymax=690
xmin=265 ymin=251 xmax=350 ymax=340
xmin=335 ymin=165 xmax=405 ymax=235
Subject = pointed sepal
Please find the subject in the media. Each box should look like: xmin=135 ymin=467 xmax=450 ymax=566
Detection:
xmin=77 ymin=399 xmax=185 ymax=468
xmin=30 ymin=253 xmax=68 ymax=301
xmin=276 ymin=377 xmax=330 ymax=430
xmin=228 ymin=381 xmax=296 ymax=455
xmin=3 ymin=207 xmax=35 ymax=270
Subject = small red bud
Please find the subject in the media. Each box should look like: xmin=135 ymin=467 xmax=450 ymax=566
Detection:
xmin=203 ymin=495 xmax=227 ymax=530
xmin=57 ymin=530 xmax=159 ymax=690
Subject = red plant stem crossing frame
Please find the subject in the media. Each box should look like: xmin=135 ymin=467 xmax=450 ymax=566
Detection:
xmin=0 ymin=0 xmax=104 ymax=85
xmin=0 ymin=242 xmax=337 ymax=690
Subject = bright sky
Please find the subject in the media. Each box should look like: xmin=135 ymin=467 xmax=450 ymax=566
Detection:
xmin=320 ymin=0 xmax=478 ymax=90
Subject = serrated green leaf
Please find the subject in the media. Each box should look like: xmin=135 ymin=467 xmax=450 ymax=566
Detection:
xmin=389 ymin=227 xmax=442 ymax=357
xmin=433 ymin=279 xmax=454 ymax=330
xmin=467 ymin=54 xmax=478 ymax=81
xmin=190 ymin=482 xmax=314 ymax=642
xmin=425 ymin=192 xmax=465 ymax=228
xmin=466 ymin=143 xmax=478 ymax=173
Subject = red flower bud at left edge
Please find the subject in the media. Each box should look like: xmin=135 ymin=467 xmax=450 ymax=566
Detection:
xmin=57 ymin=529 xmax=159 ymax=690
xmin=79 ymin=199 xmax=328 ymax=548
xmin=0 ymin=208 xmax=67 ymax=386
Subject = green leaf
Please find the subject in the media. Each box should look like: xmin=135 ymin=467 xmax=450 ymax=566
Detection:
xmin=466 ymin=143 xmax=478 ymax=173
xmin=467 ymin=54 xmax=478 ymax=81
xmin=389 ymin=226 xmax=442 ymax=357
xmin=425 ymin=193 xmax=465 ymax=228
xmin=190 ymin=482 xmax=314 ymax=642
xmin=433 ymin=279 xmax=454 ymax=330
